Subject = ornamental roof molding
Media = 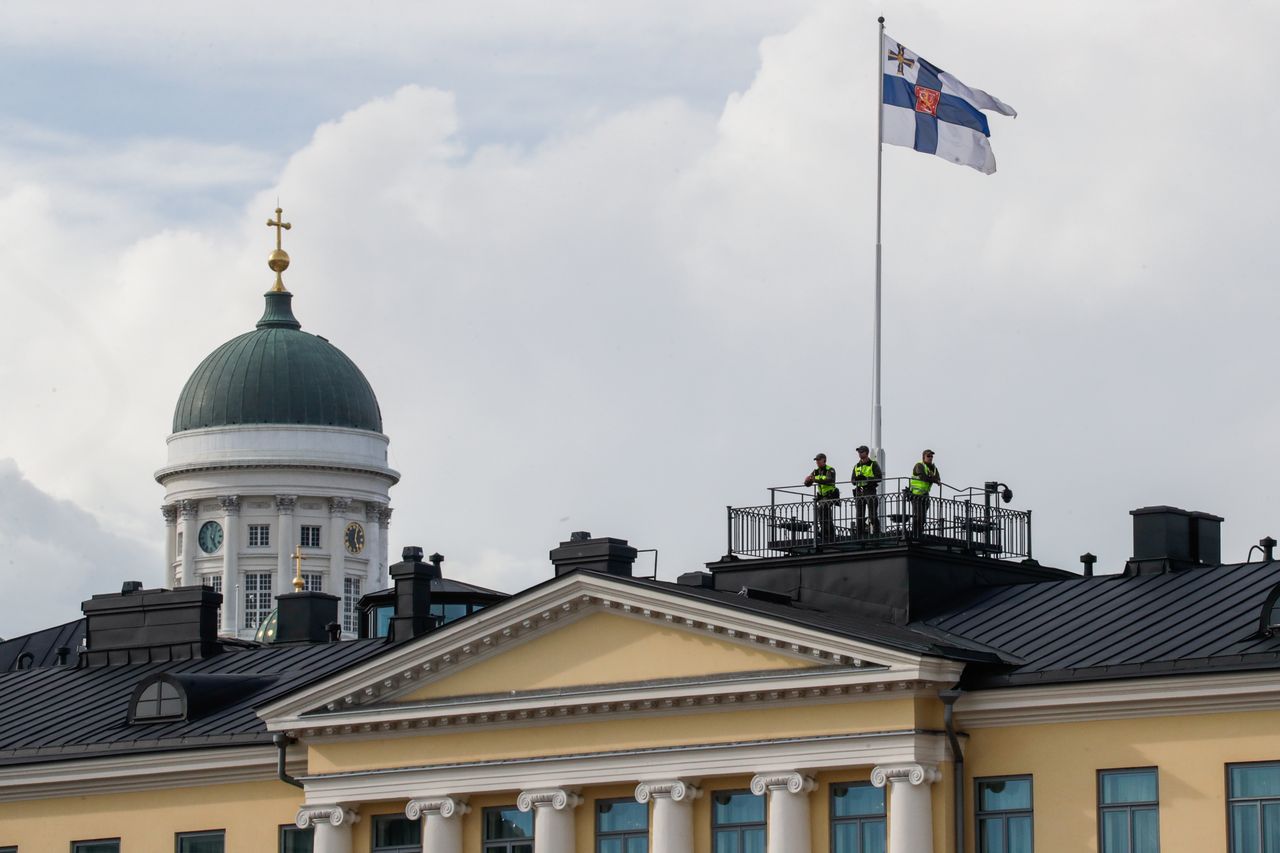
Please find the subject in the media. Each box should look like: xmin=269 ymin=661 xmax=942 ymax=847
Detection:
xmin=155 ymin=459 xmax=401 ymax=485
xmin=259 ymin=572 xmax=962 ymax=735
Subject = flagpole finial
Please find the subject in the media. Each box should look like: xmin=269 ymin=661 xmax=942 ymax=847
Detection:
xmin=878 ymin=16 xmax=885 ymax=23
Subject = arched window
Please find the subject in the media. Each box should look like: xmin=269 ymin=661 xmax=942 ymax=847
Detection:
xmin=129 ymin=677 xmax=186 ymax=722
xmin=14 ymin=652 xmax=34 ymax=671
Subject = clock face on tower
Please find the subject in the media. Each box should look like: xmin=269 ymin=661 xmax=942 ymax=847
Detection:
xmin=344 ymin=522 xmax=366 ymax=555
xmin=198 ymin=521 xmax=223 ymax=554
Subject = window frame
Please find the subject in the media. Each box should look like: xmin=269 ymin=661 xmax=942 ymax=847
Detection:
xmin=302 ymin=572 xmax=324 ymax=592
xmin=71 ymin=841 xmax=120 ymax=853
xmin=1097 ymin=767 xmax=1159 ymax=853
xmin=830 ymin=780 xmax=886 ymax=853
xmin=175 ymin=830 xmax=225 ymax=853
xmin=711 ymin=788 xmax=767 ymax=852
xmin=343 ymin=576 xmax=363 ymax=634
xmin=279 ymin=823 xmax=314 ymax=853
xmin=975 ymin=774 xmax=1034 ymax=853
xmin=248 ymin=524 xmax=271 ymax=548
xmin=1226 ymin=760 xmax=1280 ymax=853
xmin=299 ymin=525 xmax=322 ymax=548
xmin=369 ymin=814 xmax=420 ymax=853
xmin=128 ymin=675 xmax=186 ymax=723
xmin=482 ymin=804 xmax=535 ymax=852
xmin=243 ymin=571 xmax=274 ymax=629
xmin=595 ymin=796 xmax=649 ymax=853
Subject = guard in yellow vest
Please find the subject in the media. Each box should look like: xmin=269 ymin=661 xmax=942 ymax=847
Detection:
xmin=851 ymin=445 xmax=883 ymax=537
xmin=804 ymin=452 xmax=840 ymax=545
xmin=909 ymin=449 xmax=940 ymax=537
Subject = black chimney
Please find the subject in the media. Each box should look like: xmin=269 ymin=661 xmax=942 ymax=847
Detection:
xmin=274 ymin=586 xmax=340 ymax=644
xmin=1126 ymin=506 xmax=1224 ymax=574
xmin=81 ymin=585 xmax=222 ymax=666
xmin=388 ymin=546 xmax=440 ymax=643
xmin=550 ymin=532 xmax=638 ymax=577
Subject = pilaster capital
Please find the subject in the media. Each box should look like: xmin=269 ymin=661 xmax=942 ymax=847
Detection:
xmin=365 ymin=501 xmax=384 ymax=523
xmin=296 ymin=804 xmax=360 ymax=828
xmin=870 ymin=762 xmax=941 ymax=788
xmin=750 ymin=772 xmax=817 ymax=796
xmin=376 ymin=506 xmax=394 ymax=527
xmin=635 ymin=780 xmax=702 ymax=803
xmin=329 ymin=496 xmax=352 ymax=515
xmin=275 ymin=495 xmax=298 ymax=514
xmin=161 ymin=504 xmax=179 ymax=524
xmin=517 ymin=788 xmax=582 ymax=812
xmin=178 ymin=499 xmax=200 ymax=520
xmin=406 ymin=796 xmax=470 ymax=821
xmin=218 ymin=495 xmax=241 ymax=515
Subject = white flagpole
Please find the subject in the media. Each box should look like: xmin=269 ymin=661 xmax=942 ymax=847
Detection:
xmin=872 ymin=16 xmax=886 ymax=472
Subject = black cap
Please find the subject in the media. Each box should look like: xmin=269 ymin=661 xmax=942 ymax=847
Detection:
xmin=814 ymin=452 xmax=826 ymax=460
xmin=856 ymin=445 xmax=869 ymax=453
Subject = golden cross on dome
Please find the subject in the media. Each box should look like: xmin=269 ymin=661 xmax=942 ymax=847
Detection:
xmin=292 ymin=544 xmax=307 ymax=592
xmin=267 ymin=206 xmax=291 ymax=250
xmin=266 ymin=205 xmax=293 ymax=293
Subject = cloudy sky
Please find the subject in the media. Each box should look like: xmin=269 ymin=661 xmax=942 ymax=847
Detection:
xmin=0 ymin=1 xmax=1276 ymax=636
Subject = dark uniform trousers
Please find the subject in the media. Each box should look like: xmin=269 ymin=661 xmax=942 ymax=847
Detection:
xmin=855 ymin=488 xmax=880 ymax=537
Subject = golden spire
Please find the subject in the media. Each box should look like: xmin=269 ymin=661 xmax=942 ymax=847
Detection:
xmin=292 ymin=544 xmax=307 ymax=592
xmin=266 ymin=205 xmax=292 ymax=293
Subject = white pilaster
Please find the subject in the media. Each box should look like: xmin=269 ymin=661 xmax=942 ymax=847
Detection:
xmin=872 ymin=762 xmax=941 ymax=853
xmin=161 ymin=504 xmax=178 ymax=587
xmin=377 ymin=505 xmax=393 ymax=587
xmin=330 ymin=496 xmax=349 ymax=606
xmin=178 ymin=500 xmax=199 ymax=585
xmin=219 ymin=495 xmax=240 ymax=634
xmin=636 ymin=780 xmax=700 ymax=853
xmin=406 ymin=796 xmax=469 ymax=853
xmin=276 ymin=495 xmax=297 ymax=594
xmin=297 ymin=804 xmax=360 ymax=853
xmin=365 ymin=503 xmax=382 ymax=590
xmin=517 ymin=788 xmax=581 ymax=853
xmin=751 ymin=772 xmax=816 ymax=853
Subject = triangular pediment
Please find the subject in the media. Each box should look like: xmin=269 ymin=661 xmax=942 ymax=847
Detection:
xmin=258 ymin=572 xmax=964 ymax=733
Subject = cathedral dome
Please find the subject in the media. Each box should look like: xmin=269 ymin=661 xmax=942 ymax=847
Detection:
xmin=171 ymin=291 xmax=383 ymax=434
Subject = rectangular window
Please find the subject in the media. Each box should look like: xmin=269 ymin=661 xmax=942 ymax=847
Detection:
xmin=371 ymin=815 xmax=420 ymax=852
xmin=1229 ymin=762 xmax=1280 ymax=853
xmin=977 ymin=776 xmax=1033 ymax=853
xmin=0 ymin=846 xmax=15 ymax=852
xmin=343 ymin=577 xmax=363 ymax=634
xmin=712 ymin=790 xmax=766 ymax=853
xmin=248 ymin=524 xmax=271 ymax=547
xmin=280 ymin=825 xmax=314 ymax=853
xmin=832 ymin=781 xmax=886 ymax=853
xmin=244 ymin=572 xmax=274 ymax=629
xmin=483 ymin=805 xmax=534 ymax=852
xmin=176 ymin=831 xmax=225 ymax=853
xmin=597 ymin=798 xmax=648 ymax=853
xmin=302 ymin=572 xmax=324 ymax=592
xmin=72 ymin=842 xmax=120 ymax=853
xmin=300 ymin=525 xmax=322 ymax=548
xmin=202 ymin=574 xmax=222 ymax=594
xmin=1099 ymin=768 xmax=1158 ymax=853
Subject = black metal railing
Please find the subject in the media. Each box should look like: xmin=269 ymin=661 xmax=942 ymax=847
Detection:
xmin=727 ymin=477 xmax=1031 ymax=561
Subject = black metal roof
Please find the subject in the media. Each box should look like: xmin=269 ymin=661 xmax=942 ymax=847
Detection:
xmin=921 ymin=561 xmax=1280 ymax=686
xmin=0 ymin=638 xmax=385 ymax=767
xmin=0 ymin=620 xmax=86 ymax=672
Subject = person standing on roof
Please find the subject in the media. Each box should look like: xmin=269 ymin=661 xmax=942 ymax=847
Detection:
xmin=851 ymin=445 xmax=883 ymax=538
xmin=910 ymin=449 xmax=940 ymax=537
xmin=804 ymin=452 xmax=840 ymax=545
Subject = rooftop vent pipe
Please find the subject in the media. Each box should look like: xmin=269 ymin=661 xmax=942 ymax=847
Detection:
xmin=1263 ymin=537 xmax=1277 ymax=562
xmin=1080 ymin=553 xmax=1097 ymax=578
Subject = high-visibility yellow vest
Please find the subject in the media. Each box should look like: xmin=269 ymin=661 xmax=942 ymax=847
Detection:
xmin=812 ymin=466 xmax=838 ymax=497
xmin=854 ymin=463 xmax=877 ymax=480
xmin=910 ymin=463 xmax=936 ymax=496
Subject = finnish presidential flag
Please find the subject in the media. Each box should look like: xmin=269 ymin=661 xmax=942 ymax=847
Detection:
xmin=882 ymin=34 xmax=1016 ymax=174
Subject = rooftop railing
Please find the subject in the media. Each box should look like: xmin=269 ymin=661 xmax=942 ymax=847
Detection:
xmin=726 ymin=478 xmax=1032 ymax=561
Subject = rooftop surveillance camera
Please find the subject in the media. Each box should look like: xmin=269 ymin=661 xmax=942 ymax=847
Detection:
xmin=985 ymin=481 xmax=1014 ymax=503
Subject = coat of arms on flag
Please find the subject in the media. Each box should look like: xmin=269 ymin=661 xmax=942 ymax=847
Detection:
xmin=881 ymin=34 xmax=1017 ymax=174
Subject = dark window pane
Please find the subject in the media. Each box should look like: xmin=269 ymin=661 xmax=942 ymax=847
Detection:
xmin=1132 ymin=808 xmax=1158 ymax=853
xmin=281 ymin=826 xmax=315 ymax=853
xmin=513 ymin=845 xmax=533 ymax=853
xmin=832 ymin=823 xmax=859 ymax=853
xmin=442 ymin=603 xmax=468 ymax=622
xmin=712 ymin=791 xmax=764 ymax=825
xmin=979 ymin=817 xmax=1005 ymax=853
xmin=1235 ymin=766 xmax=1280 ymax=799
xmin=834 ymin=783 xmax=885 ymax=817
xmin=1235 ymin=803 xmax=1261 ymax=853
xmin=485 ymin=807 xmax=534 ymax=840
xmin=743 ymin=828 xmax=766 ymax=853
xmin=598 ymin=800 xmax=648 ymax=832
xmin=979 ymin=779 xmax=1032 ymax=811
xmin=372 ymin=815 xmax=421 ymax=848
xmin=177 ymin=832 xmax=225 ymax=853
xmin=374 ymin=606 xmax=393 ymax=637
xmin=625 ymin=836 xmax=648 ymax=853
xmin=72 ymin=843 xmax=120 ymax=853
xmin=1007 ymin=815 xmax=1032 ymax=853
xmin=1102 ymin=770 xmax=1158 ymax=805
xmin=863 ymin=819 xmax=886 ymax=853
xmin=599 ymin=839 xmax=623 ymax=853
xmin=1101 ymin=811 xmax=1130 ymax=853
xmin=1264 ymin=802 xmax=1280 ymax=853
xmin=713 ymin=830 xmax=740 ymax=853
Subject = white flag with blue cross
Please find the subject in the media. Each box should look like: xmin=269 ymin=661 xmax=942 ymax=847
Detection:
xmin=881 ymin=34 xmax=1016 ymax=174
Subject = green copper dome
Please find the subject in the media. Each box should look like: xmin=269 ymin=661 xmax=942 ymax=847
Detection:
xmin=172 ymin=291 xmax=383 ymax=434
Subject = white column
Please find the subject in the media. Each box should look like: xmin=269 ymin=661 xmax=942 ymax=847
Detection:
xmin=377 ymin=505 xmax=393 ymax=587
xmin=636 ymin=780 xmax=700 ymax=853
xmin=161 ymin=504 xmax=178 ymax=587
xmin=751 ymin=772 xmax=816 ymax=853
xmin=219 ymin=495 xmax=240 ymax=634
xmin=872 ymin=762 xmax=941 ymax=853
xmin=276 ymin=495 xmax=297 ymax=594
xmin=297 ymin=805 xmax=360 ymax=853
xmin=406 ymin=796 xmax=469 ymax=853
xmin=178 ymin=500 xmax=199 ymax=586
xmin=365 ymin=503 xmax=382 ymax=590
xmin=329 ymin=497 xmax=350 ymax=608
xmin=517 ymin=788 xmax=581 ymax=853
